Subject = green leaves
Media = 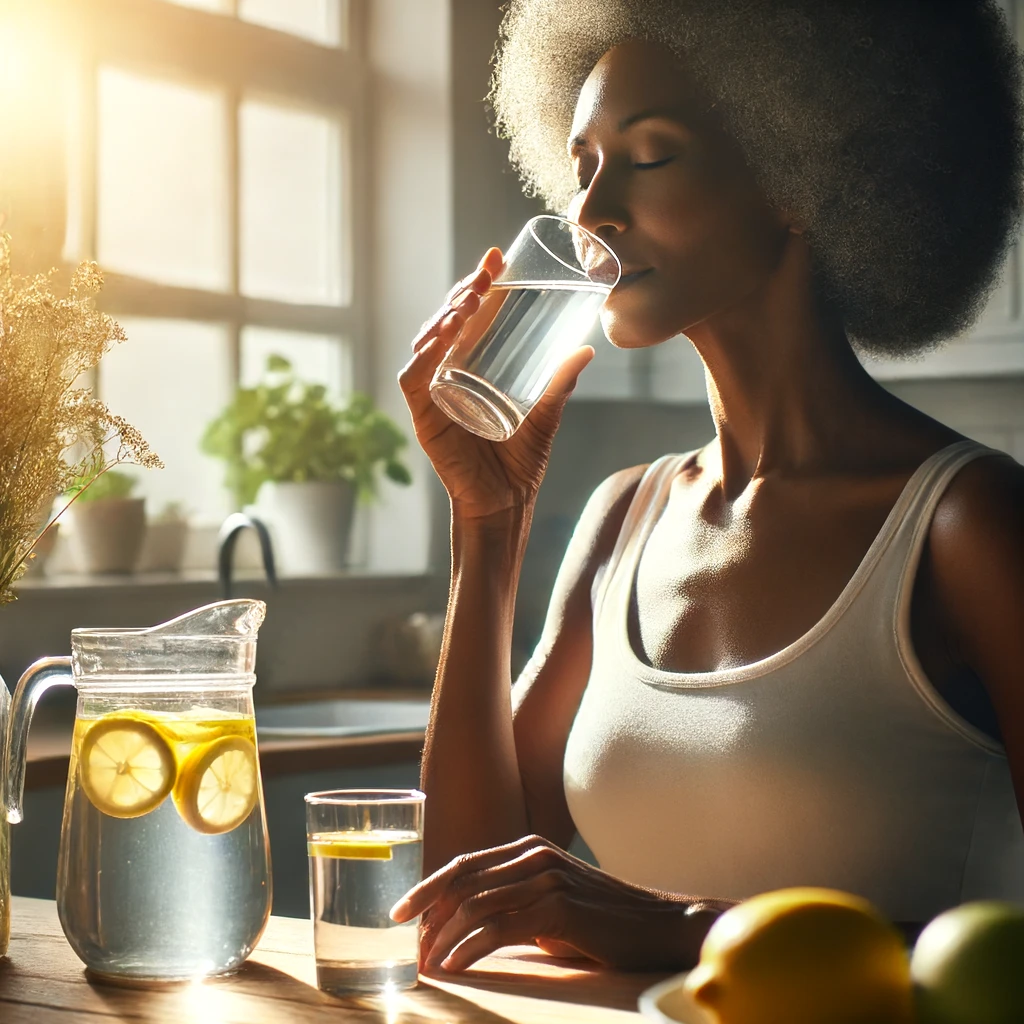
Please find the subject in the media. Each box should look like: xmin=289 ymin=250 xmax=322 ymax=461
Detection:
xmin=201 ymin=355 xmax=412 ymax=507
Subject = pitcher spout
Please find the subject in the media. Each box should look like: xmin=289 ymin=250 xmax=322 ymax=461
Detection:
xmin=142 ymin=599 xmax=267 ymax=638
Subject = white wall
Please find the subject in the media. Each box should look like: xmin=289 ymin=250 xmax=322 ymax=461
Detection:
xmin=366 ymin=0 xmax=452 ymax=573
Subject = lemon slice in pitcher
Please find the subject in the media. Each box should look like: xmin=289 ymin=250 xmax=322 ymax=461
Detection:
xmin=175 ymin=735 xmax=259 ymax=835
xmin=79 ymin=716 xmax=176 ymax=819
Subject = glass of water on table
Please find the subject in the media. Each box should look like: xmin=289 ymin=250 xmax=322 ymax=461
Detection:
xmin=429 ymin=214 xmax=622 ymax=441
xmin=306 ymin=789 xmax=425 ymax=995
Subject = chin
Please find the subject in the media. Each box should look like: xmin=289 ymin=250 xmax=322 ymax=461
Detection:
xmin=600 ymin=307 xmax=683 ymax=350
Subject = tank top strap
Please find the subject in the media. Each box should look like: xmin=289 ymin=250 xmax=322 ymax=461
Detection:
xmin=776 ymin=439 xmax=1002 ymax=637
xmin=887 ymin=438 xmax=1001 ymax=566
xmin=594 ymin=453 xmax=691 ymax=620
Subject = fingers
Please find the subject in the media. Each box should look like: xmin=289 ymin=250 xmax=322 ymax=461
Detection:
xmin=416 ymin=247 xmax=504 ymax=351
xmin=432 ymin=897 xmax=566 ymax=973
xmin=412 ymin=278 xmax=484 ymax=356
xmin=417 ymin=847 xmax=568 ymax=963
xmin=391 ymin=835 xmax=556 ymax=923
xmin=443 ymin=247 xmax=502 ymax=305
xmin=479 ymin=246 xmax=504 ymax=278
xmin=397 ymin=308 xmax=465 ymax=420
xmin=512 ymin=345 xmax=594 ymax=444
xmin=399 ymin=247 xmax=502 ymax=417
xmin=546 ymin=344 xmax=595 ymax=399
xmin=424 ymin=870 xmax=568 ymax=969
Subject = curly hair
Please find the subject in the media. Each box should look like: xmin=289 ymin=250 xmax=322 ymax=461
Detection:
xmin=490 ymin=0 xmax=1024 ymax=356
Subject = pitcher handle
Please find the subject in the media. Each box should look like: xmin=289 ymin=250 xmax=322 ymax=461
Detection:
xmin=4 ymin=656 xmax=73 ymax=824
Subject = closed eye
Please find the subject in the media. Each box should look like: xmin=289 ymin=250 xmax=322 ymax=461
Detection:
xmin=634 ymin=157 xmax=675 ymax=170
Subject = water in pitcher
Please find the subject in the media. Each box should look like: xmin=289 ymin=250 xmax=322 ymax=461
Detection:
xmin=308 ymin=830 xmax=422 ymax=993
xmin=57 ymin=697 xmax=271 ymax=982
xmin=0 ymin=815 xmax=9 ymax=957
xmin=430 ymin=283 xmax=608 ymax=441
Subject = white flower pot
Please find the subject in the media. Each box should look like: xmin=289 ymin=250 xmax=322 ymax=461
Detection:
xmin=138 ymin=519 xmax=189 ymax=573
xmin=68 ymin=498 xmax=146 ymax=574
xmin=253 ymin=480 xmax=356 ymax=576
xmin=21 ymin=523 xmax=60 ymax=578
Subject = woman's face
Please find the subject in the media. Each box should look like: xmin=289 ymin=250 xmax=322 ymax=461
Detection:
xmin=569 ymin=41 xmax=791 ymax=349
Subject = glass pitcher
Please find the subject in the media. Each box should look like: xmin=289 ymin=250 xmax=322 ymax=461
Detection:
xmin=1 ymin=678 xmax=10 ymax=957
xmin=3 ymin=600 xmax=272 ymax=983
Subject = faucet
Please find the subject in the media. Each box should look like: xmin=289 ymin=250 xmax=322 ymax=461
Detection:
xmin=217 ymin=512 xmax=278 ymax=599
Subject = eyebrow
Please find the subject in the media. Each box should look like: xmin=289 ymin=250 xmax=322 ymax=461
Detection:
xmin=568 ymin=107 xmax=690 ymax=154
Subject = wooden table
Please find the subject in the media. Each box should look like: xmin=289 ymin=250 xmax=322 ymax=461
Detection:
xmin=0 ymin=897 xmax=668 ymax=1022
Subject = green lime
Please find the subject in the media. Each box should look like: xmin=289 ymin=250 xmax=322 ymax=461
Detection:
xmin=912 ymin=901 xmax=1024 ymax=1024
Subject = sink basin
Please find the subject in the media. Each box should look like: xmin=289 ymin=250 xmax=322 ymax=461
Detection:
xmin=256 ymin=698 xmax=429 ymax=739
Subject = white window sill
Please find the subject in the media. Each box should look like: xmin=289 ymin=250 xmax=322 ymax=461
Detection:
xmin=15 ymin=568 xmax=431 ymax=595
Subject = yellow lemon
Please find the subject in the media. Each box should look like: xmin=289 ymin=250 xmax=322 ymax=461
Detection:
xmin=78 ymin=715 xmax=176 ymax=819
xmin=307 ymin=832 xmax=396 ymax=860
xmin=174 ymin=735 xmax=259 ymax=835
xmin=684 ymin=888 xmax=914 ymax=1024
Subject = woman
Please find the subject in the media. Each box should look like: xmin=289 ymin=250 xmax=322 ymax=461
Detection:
xmin=393 ymin=0 xmax=1024 ymax=972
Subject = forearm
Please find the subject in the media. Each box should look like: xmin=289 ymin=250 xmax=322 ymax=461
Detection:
xmin=420 ymin=507 xmax=533 ymax=874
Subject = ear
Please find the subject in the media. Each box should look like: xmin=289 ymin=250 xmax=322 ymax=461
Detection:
xmin=773 ymin=202 xmax=805 ymax=237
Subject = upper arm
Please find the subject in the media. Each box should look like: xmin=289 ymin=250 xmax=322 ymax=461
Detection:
xmin=511 ymin=465 xmax=647 ymax=847
xmin=930 ymin=454 xmax=1024 ymax=826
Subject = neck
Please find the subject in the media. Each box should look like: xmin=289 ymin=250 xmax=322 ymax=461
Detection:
xmin=684 ymin=233 xmax=889 ymax=494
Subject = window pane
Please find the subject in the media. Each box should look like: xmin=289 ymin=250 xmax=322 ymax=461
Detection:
xmin=240 ymin=100 xmax=344 ymax=305
xmin=238 ymin=0 xmax=345 ymax=46
xmin=241 ymin=327 xmax=351 ymax=403
xmin=98 ymin=67 xmax=229 ymax=290
xmin=100 ymin=319 xmax=233 ymax=523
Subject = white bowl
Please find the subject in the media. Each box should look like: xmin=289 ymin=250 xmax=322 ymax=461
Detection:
xmin=638 ymin=972 xmax=714 ymax=1024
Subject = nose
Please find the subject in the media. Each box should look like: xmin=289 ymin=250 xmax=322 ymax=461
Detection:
xmin=569 ymin=161 xmax=629 ymax=242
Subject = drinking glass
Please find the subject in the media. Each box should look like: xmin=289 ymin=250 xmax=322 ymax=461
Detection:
xmin=306 ymin=789 xmax=425 ymax=995
xmin=429 ymin=214 xmax=621 ymax=441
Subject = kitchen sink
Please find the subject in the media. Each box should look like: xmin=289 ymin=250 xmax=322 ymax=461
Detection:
xmin=255 ymin=697 xmax=430 ymax=739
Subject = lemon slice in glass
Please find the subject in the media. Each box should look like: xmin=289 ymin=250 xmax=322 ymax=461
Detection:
xmin=79 ymin=716 xmax=176 ymax=819
xmin=175 ymin=735 xmax=259 ymax=835
xmin=307 ymin=833 xmax=395 ymax=860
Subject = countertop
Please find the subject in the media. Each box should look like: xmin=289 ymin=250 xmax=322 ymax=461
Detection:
xmin=0 ymin=897 xmax=665 ymax=1023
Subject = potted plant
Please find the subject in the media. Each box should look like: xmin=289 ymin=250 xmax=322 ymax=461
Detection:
xmin=139 ymin=501 xmax=190 ymax=573
xmin=65 ymin=466 xmax=147 ymax=574
xmin=20 ymin=521 xmax=60 ymax=578
xmin=201 ymin=354 xmax=412 ymax=575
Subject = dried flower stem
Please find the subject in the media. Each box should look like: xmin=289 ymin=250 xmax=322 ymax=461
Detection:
xmin=0 ymin=236 xmax=162 ymax=601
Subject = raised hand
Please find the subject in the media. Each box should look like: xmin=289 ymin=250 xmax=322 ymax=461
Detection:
xmin=397 ymin=248 xmax=594 ymax=524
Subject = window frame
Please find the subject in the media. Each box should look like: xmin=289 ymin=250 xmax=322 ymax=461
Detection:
xmin=60 ymin=0 xmax=372 ymax=415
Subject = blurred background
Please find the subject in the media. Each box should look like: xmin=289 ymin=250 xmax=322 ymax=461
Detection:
xmin=2 ymin=0 xmax=1024 ymax=916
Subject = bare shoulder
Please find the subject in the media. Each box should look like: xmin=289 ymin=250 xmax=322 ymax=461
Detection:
xmin=527 ymin=463 xmax=650 ymax=650
xmin=571 ymin=463 xmax=649 ymax=563
xmin=928 ymin=451 xmax=1024 ymax=670
xmin=930 ymin=452 xmax=1024 ymax=565
xmin=570 ymin=449 xmax=706 ymax=562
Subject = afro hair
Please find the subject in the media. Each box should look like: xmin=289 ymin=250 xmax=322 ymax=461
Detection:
xmin=490 ymin=0 xmax=1024 ymax=356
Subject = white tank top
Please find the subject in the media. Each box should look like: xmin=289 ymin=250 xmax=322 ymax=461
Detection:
xmin=563 ymin=440 xmax=1024 ymax=923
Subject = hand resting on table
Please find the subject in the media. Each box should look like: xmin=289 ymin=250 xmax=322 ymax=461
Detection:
xmin=390 ymin=834 xmax=732 ymax=973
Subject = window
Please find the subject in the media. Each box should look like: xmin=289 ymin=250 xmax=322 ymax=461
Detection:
xmin=50 ymin=0 xmax=369 ymax=528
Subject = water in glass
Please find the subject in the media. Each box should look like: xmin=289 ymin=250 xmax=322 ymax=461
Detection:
xmin=431 ymin=283 xmax=608 ymax=441
xmin=309 ymin=829 xmax=422 ymax=993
